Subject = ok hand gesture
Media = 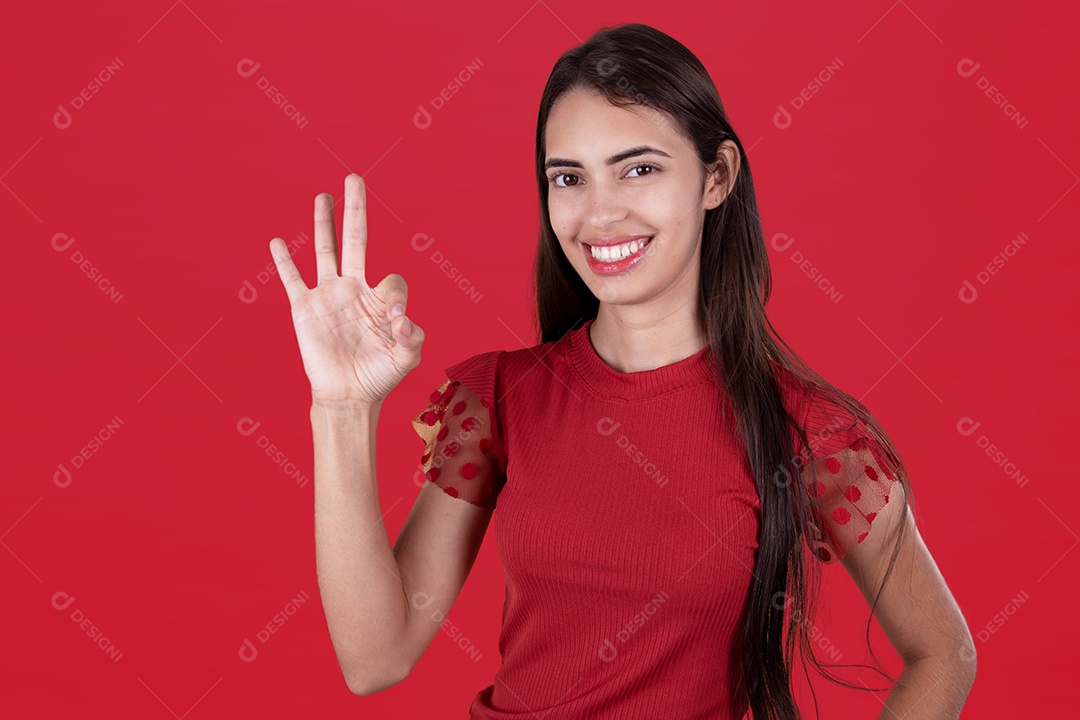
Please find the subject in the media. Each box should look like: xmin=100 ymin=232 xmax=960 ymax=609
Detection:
xmin=270 ymin=174 xmax=424 ymax=407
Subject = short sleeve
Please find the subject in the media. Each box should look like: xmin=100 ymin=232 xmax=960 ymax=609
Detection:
xmin=410 ymin=351 xmax=507 ymax=509
xmin=796 ymin=393 xmax=901 ymax=564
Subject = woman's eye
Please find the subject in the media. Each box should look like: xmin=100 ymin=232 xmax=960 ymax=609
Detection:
xmin=548 ymin=164 xmax=659 ymax=188
xmin=627 ymin=163 xmax=658 ymax=178
xmin=551 ymin=173 xmax=579 ymax=188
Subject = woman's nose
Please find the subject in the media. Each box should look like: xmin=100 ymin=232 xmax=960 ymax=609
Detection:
xmin=586 ymin=183 xmax=629 ymax=229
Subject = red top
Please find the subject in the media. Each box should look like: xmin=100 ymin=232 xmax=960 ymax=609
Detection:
xmin=411 ymin=318 xmax=899 ymax=719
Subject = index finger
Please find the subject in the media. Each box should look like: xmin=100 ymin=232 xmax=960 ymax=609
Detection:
xmin=341 ymin=173 xmax=367 ymax=282
xmin=269 ymin=237 xmax=310 ymax=304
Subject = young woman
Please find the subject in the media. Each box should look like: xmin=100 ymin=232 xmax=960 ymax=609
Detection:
xmin=270 ymin=22 xmax=975 ymax=720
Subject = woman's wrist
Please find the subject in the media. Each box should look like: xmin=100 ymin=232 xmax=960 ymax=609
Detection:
xmin=310 ymin=395 xmax=383 ymax=415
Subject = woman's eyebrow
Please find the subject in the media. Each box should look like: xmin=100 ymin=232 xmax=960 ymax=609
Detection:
xmin=544 ymin=145 xmax=673 ymax=170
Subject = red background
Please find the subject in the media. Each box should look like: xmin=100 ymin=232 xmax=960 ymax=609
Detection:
xmin=3 ymin=1 xmax=1076 ymax=717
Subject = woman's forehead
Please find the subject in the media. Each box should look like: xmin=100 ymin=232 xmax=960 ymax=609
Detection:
xmin=545 ymin=91 xmax=686 ymax=163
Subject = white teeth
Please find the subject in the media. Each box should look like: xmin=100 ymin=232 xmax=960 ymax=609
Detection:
xmin=590 ymin=237 xmax=650 ymax=262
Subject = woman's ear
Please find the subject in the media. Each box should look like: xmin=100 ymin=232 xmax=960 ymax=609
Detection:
xmin=703 ymin=140 xmax=740 ymax=210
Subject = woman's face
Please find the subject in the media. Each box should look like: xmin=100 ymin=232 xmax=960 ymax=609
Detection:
xmin=543 ymin=87 xmax=734 ymax=307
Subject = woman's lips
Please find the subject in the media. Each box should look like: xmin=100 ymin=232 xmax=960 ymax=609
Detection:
xmin=581 ymin=236 xmax=654 ymax=275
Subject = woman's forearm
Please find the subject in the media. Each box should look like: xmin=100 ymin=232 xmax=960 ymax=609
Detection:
xmin=879 ymin=654 xmax=975 ymax=719
xmin=311 ymin=399 xmax=408 ymax=694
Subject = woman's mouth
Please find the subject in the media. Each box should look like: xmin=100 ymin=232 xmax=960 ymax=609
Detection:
xmin=581 ymin=236 xmax=654 ymax=275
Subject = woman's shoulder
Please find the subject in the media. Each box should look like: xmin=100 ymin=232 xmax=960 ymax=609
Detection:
xmin=771 ymin=360 xmax=866 ymax=455
xmin=442 ymin=349 xmax=506 ymax=412
xmin=457 ymin=332 xmax=568 ymax=379
xmin=445 ymin=348 xmax=506 ymax=382
xmin=771 ymin=361 xmax=819 ymax=419
xmin=444 ymin=331 xmax=571 ymax=411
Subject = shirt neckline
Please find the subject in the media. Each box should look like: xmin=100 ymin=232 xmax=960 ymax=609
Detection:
xmin=568 ymin=317 xmax=717 ymax=399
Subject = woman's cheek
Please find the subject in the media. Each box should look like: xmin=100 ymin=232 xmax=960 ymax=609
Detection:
xmin=549 ymin=205 xmax=578 ymax=239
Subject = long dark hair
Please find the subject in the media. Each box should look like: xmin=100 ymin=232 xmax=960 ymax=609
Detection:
xmin=529 ymin=22 xmax=915 ymax=719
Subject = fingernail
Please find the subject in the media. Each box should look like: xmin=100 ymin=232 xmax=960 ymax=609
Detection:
xmin=391 ymin=304 xmax=405 ymax=317
xmin=401 ymin=318 xmax=412 ymax=336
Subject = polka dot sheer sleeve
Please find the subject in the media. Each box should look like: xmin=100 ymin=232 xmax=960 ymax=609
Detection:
xmin=797 ymin=392 xmax=901 ymax=564
xmin=410 ymin=351 xmax=507 ymax=509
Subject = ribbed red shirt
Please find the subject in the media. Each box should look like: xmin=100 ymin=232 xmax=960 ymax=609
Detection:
xmin=411 ymin=318 xmax=899 ymax=718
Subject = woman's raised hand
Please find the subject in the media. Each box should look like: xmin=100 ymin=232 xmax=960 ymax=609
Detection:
xmin=271 ymin=174 xmax=424 ymax=407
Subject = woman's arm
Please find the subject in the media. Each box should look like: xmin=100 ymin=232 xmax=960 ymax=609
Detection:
xmin=841 ymin=483 xmax=977 ymax=718
xmin=277 ymin=175 xmax=496 ymax=695
xmin=272 ymin=174 xmax=433 ymax=694
xmin=312 ymin=399 xmax=412 ymax=694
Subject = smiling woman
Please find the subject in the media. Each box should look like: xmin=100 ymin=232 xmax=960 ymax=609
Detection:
xmin=451 ymin=21 xmax=971 ymax=718
xmin=543 ymin=91 xmax=735 ymax=299
xmin=272 ymin=20 xmax=975 ymax=720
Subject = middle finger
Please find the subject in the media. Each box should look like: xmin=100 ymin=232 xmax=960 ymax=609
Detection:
xmin=313 ymin=192 xmax=339 ymax=284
